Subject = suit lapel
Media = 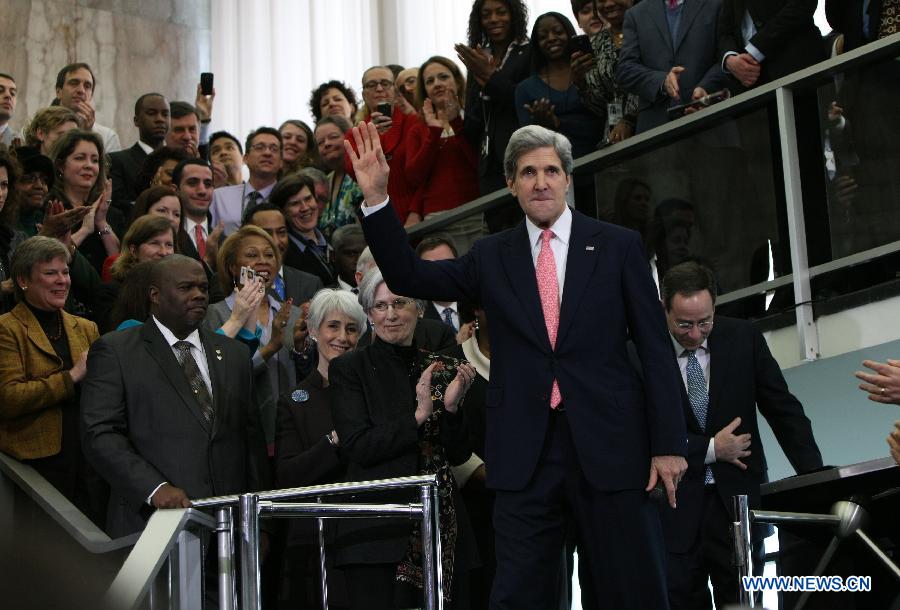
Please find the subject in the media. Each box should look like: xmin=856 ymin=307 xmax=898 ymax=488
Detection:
xmin=501 ymin=223 xmax=553 ymax=351
xmin=141 ymin=321 xmax=213 ymax=434
xmin=650 ymin=0 xmax=675 ymax=53
xmin=556 ymin=214 xmax=603 ymax=348
xmin=13 ymin=304 xmax=61 ymax=361
xmin=200 ymin=328 xmax=228 ymax=436
xmin=706 ymin=324 xmax=732 ymax=430
xmin=674 ymin=0 xmax=706 ymax=53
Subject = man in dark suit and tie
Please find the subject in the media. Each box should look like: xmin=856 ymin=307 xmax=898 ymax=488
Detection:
xmin=108 ymin=93 xmax=170 ymax=213
xmin=616 ymin=0 xmax=731 ymax=132
xmin=658 ymin=261 xmax=823 ymax=609
xmin=347 ymin=122 xmax=688 ymax=609
xmin=719 ymin=0 xmax=825 ymax=89
xmin=80 ymin=255 xmax=269 ymax=537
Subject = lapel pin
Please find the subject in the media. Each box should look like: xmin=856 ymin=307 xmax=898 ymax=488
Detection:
xmin=215 ymin=348 xmax=223 ymax=361
xmin=585 ymin=246 xmax=595 ymax=251
xmin=292 ymin=389 xmax=310 ymax=403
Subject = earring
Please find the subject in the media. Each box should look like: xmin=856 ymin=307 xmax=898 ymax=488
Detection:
xmin=21 ymin=285 xmax=27 ymax=291
xmin=473 ymin=319 xmax=480 ymax=331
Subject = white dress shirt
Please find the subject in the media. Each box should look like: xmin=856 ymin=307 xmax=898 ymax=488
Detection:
xmin=524 ymin=206 xmax=571 ymax=299
xmin=184 ymin=216 xmax=209 ymax=252
xmin=670 ymin=334 xmax=717 ymax=473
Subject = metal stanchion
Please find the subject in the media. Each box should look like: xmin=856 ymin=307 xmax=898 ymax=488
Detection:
xmin=421 ymin=484 xmax=438 ymax=610
xmin=733 ymin=494 xmax=754 ymax=608
xmin=317 ymin=496 xmax=329 ymax=610
xmin=239 ymin=494 xmax=261 ymax=610
xmin=432 ymin=484 xmax=443 ymax=610
xmin=216 ymin=507 xmax=235 ymax=610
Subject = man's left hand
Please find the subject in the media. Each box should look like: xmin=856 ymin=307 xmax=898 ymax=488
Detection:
xmin=646 ymin=455 xmax=687 ymax=509
xmin=683 ymin=87 xmax=708 ymax=115
xmin=888 ymin=421 xmax=900 ymax=466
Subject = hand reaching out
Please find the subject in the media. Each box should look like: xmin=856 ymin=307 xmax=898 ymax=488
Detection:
xmin=344 ymin=123 xmax=390 ymax=205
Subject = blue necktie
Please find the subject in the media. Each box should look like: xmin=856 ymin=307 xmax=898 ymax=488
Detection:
xmin=273 ymin=274 xmax=285 ymax=300
xmin=686 ymin=350 xmax=714 ymax=484
xmin=442 ymin=307 xmax=457 ymax=332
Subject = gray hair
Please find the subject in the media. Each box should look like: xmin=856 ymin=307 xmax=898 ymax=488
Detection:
xmin=306 ymin=288 xmax=368 ymax=338
xmin=357 ymin=267 xmax=384 ymax=311
xmin=11 ymin=236 xmax=70 ymax=302
xmin=332 ymin=224 xmax=365 ymax=254
xmin=355 ymin=246 xmax=375 ymax=275
xmin=503 ymin=124 xmax=574 ymax=181
xmin=297 ymin=166 xmax=327 ymax=186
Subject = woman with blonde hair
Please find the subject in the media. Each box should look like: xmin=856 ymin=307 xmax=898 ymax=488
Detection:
xmin=206 ymin=225 xmax=305 ymax=455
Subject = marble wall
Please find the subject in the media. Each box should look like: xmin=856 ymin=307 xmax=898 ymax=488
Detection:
xmin=1 ymin=0 xmax=210 ymax=149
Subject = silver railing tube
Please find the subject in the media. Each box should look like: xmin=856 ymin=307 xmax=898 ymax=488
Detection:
xmin=239 ymin=494 xmax=261 ymax=610
xmin=318 ymin=496 xmax=329 ymax=610
xmin=733 ymin=494 xmax=754 ymax=607
xmin=216 ymin=507 xmax=236 ymax=610
xmin=420 ymin=483 xmax=439 ymax=610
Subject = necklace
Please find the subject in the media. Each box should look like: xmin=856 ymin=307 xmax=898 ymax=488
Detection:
xmin=45 ymin=310 xmax=64 ymax=341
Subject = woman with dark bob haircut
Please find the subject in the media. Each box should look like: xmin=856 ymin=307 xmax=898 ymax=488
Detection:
xmin=309 ymin=80 xmax=359 ymax=123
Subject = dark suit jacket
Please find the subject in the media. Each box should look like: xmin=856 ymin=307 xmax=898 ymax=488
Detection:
xmin=275 ymin=369 xmax=346 ymax=544
xmin=328 ymin=338 xmax=470 ymax=565
xmin=282 ymin=264 xmax=324 ymax=305
xmin=661 ymin=315 xmax=823 ymax=552
xmin=719 ymin=0 xmax=825 ymax=86
xmin=617 ymin=0 xmax=731 ymax=132
xmin=177 ymin=227 xmax=225 ymax=303
xmin=283 ymin=237 xmax=335 ymax=288
xmin=80 ymin=321 xmax=270 ymax=537
xmin=826 ymin=0 xmax=881 ymax=52
xmin=109 ymin=142 xmax=148 ymax=213
xmin=362 ymin=205 xmax=687 ymax=492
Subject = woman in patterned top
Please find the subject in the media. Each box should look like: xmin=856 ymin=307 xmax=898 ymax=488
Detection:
xmin=314 ymin=115 xmax=363 ymax=240
xmin=572 ymin=0 xmax=638 ymax=144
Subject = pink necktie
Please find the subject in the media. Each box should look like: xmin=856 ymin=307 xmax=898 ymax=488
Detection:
xmin=668 ymin=0 xmax=679 ymax=8
xmin=536 ymin=229 xmax=562 ymax=409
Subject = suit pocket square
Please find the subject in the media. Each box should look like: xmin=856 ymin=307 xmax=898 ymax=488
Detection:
xmin=585 ymin=246 xmax=595 ymax=251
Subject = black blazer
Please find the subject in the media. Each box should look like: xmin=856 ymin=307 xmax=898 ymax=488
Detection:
xmin=283 ymin=237 xmax=335 ymax=288
xmin=660 ymin=316 xmax=823 ymax=552
xmin=80 ymin=321 xmax=270 ymax=537
xmin=826 ymin=0 xmax=881 ymax=52
xmin=719 ymin=0 xmax=826 ymax=86
xmin=275 ymin=369 xmax=347 ymax=544
xmin=109 ymin=142 xmax=148 ymax=213
xmin=328 ymin=338 xmax=471 ymax=565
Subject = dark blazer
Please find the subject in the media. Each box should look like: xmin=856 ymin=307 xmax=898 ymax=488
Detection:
xmin=177 ymin=227 xmax=224 ymax=303
xmin=718 ymin=0 xmax=825 ymax=86
xmin=109 ymin=142 xmax=148 ymax=213
xmin=362 ymin=205 xmax=687 ymax=493
xmin=283 ymin=237 xmax=335 ymax=288
xmin=282 ymin=264 xmax=324 ymax=305
xmin=617 ymin=0 xmax=731 ymax=132
xmin=275 ymin=369 xmax=346 ymax=543
xmin=80 ymin=321 xmax=269 ymax=537
xmin=328 ymin=338 xmax=471 ymax=565
xmin=826 ymin=0 xmax=881 ymax=52
xmin=660 ymin=315 xmax=823 ymax=552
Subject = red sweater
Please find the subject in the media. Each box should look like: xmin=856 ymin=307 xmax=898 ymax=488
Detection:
xmin=344 ymin=108 xmax=418 ymax=222
xmin=404 ymin=116 xmax=479 ymax=218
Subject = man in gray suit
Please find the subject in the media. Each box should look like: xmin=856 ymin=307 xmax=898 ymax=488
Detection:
xmin=616 ymin=0 xmax=730 ymax=133
xmin=81 ymin=255 xmax=269 ymax=536
xmin=0 ymin=73 xmax=20 ymax=148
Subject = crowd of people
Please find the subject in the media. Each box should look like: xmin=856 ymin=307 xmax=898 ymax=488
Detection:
xmin=1 ymin=1 xmax=899 ymax=609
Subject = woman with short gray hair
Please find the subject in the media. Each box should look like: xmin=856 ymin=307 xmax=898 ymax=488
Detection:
xmin=0 ymin=235 xmax=104 ymax=526
xmin=275 ymin=287 xmax=367 ymax=607
xmin=330 ymin=267 xmax=479 ymax=608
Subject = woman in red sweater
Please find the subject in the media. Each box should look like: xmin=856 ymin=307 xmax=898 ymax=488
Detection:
xmin=405 ymin=56 xmax=482 ymax=253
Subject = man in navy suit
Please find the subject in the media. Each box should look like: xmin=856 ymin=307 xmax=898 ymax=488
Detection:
xmin=659 ymin=261 xmax=822 ymax=609
xmin=346 ymin=122 xmax=687 ymax=609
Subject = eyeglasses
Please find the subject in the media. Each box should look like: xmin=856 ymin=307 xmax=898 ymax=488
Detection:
xmin=250 ymin=143 xmax=280 ymax=153
xmin=370 ymin=298 xmax=414 ymax=313
xmin=363 ymin=79 xmax=394 ymax=91
xmin=674 ymin=319 xmax=714 ymax=331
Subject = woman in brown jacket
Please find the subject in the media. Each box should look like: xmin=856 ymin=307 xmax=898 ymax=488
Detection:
xmin=0 ymin=236 xmax=104 ymax=524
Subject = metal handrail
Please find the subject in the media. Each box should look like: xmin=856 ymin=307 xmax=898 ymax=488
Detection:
xmin=0 ymin=451 xmax=139 ymax=553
